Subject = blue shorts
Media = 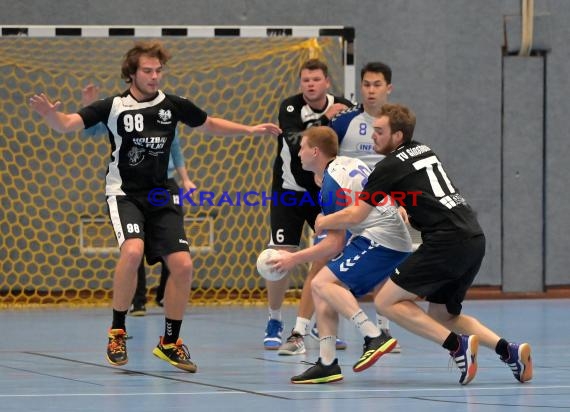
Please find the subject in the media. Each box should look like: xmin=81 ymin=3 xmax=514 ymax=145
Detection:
xmin=327 ymin=235 xmax=411 ymax=298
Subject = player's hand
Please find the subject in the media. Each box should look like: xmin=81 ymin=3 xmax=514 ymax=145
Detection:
xmin=181 ymin=179 xmax=197 ymax=194
xmin=81 ymin=83 xmax=100 ymax=107
xmin=325 ymin=103 xmax=348 ymax=120
xmin=398 ymin=206 xmax=409 ymax=224
xmin=29 ymin=93 xmax=61 ymax=117
xmin=249 ymin=123 xmax=282 ymax=136
xmin=267 ymin=250 xmax=297 ymax=274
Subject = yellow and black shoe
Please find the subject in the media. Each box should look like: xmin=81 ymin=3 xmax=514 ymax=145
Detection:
xmin=106 ymin=328 xmax=128 ymax=366
xmin=291 ymin=358 xmax=343 ymax=384
xmin=353 ymin=334 xmax=397 ymax=372
xmin=152 ymin=336 xmax=198 ymax=373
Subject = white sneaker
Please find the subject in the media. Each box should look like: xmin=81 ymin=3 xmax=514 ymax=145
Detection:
xmin=277 ymin=331 xmax=306 ymax=355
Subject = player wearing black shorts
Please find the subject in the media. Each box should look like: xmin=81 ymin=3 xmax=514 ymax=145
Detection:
xmin=81 ymin=84 xmax=194 ymax=316
xmin=316 ymin=103 xmax=532 ymax=385
xmin=263 ymin=59 xmax=353 ymax=353
xmin=30 ymin=40 xmax=280 ymax=372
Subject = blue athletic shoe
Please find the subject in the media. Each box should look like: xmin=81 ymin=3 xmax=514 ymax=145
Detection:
xmin=264 ymin=319 xmax=283 ymax=350
xmin=310 ymin=324 xmax=347 ymax=350
xmin=500 ymin=342 xmax=533 ymax=383
xmin=450 ymin=334 xmax=478 ymax=385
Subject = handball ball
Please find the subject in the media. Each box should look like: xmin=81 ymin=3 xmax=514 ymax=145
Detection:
xmin=256 ymin=248 xmax=287 ymax=281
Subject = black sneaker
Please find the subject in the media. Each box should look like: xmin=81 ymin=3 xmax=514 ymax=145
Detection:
xmin=291 ymin=358 xmax=343 ymax=384
xmin=381 ymin=328 xmax=401 ymax=353
xmin=152 ymin=336 xmax=198 ymax=372
xmin=353 ymin=334 xmax=397 ymax=372
xmin=129 ymin=303 xmax=146 ymax=316
xmin=106 ymin=328 xmax=128 ymax=366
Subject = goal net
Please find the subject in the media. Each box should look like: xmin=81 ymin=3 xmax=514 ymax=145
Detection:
xmin=0 ymin=26 xmax=354 ymax=307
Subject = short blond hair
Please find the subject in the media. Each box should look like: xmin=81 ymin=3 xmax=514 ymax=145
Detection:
xmin=302 ymin=126 xmax=339 ymax=157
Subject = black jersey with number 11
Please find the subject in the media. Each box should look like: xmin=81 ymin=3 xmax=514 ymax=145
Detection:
xmin=361 ymin=141 xmax=483 ymax=238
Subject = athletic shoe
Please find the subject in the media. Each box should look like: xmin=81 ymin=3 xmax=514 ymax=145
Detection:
xmin=353 ymin=334 xmax=397 ymax=372
xmin=291 ymin=358 xmax=343 ymax=384
xmin=309 ymin=324 xmax=347 ymax=350
xmin=152 ymin=336 xmax=197 ymax=372
xmin=129 ymin=303 xmax=146 ymax=317
xmin=106 ymin=328 xmax=128 ymax=366
xmin=381 ymin=329 xmax=401 ymax=353
xmin=264 ymin=319 xmax=284 ymax=350
xmin=277 ymin=330 xmax=306 ymax=355
xmin=335 ymin=337 xmax=347 ymax=350
xmin=500 ymin=342 xmax=533 ymax=383
xmin=450 ymin=334 xmax=478 ymax=385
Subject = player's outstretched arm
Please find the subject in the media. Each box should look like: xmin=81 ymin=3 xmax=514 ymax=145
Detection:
xmin=29 ymin=93 xmax=84 ymax=133
xmin=199 ymin=116 xmax=281 ymax=136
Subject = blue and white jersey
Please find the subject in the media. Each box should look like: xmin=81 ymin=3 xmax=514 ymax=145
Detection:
xmin=321 ymin=156 xmax=412 ymax=253
xmin=330 ymin=105 xmax=384 ymax=169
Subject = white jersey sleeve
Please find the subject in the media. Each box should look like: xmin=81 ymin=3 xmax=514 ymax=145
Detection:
xmin=323 ymin=156 xmax=412 ymax=253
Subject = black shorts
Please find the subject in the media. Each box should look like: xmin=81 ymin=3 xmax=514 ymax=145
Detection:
xmin=269 ymin=189 xmax=321 ymax=247
xmin=106 ymin=192 xmax=188 ymax=265
xmin=391 ymin=233 xmax=485 ymax=315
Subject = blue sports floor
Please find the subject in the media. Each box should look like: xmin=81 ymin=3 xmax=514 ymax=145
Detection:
xmin=0 ymin=299 xmax=568 ymax=411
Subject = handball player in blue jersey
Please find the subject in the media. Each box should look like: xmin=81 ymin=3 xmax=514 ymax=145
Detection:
xmin=269 ymin=126 xmax=412 ymax=383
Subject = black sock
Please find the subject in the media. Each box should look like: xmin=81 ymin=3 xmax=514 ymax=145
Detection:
xmin=442 ymin=332 xmax=460 ymax=352
xmin=495 ymin=338 xmax=509 ymax=358
xmin=112 ymin=309 xmax=128 ymax=331
xmin=163 ymin=318 xmax=182 ymax=344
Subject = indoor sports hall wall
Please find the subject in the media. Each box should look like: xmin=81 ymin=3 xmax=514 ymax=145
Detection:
xmin=1 ymin=0 xmax=570 ymax=297
xmin=0 ymin=36 xmax=345 ymax=305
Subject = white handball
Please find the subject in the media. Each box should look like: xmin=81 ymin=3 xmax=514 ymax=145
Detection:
xmin=256 ymin=248 xmax=287 ymax=281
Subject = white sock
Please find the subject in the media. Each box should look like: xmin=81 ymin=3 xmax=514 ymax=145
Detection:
xmin=351 ymin=309 xmax=380 ymax=338
xmin=376 ymin=314 xmax=390 ymax=330
xmin=268 ymin=308 xmax=282 ymax=321
xmin=294 ymin=317 xmax=311 ymax=335
xmin=319 ymin=335 xmax=336 ymax=365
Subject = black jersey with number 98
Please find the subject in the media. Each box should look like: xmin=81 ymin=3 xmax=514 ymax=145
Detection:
xmin=78 ymin=90 xmax=207 ymax=196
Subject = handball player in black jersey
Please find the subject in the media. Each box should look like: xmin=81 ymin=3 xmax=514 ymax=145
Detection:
xmin=316 ymin=103 xmax=532 ymax=385
xmin=263 ymin=59 xmax=353 ymax=354
xmin=30 ymin=40 xmax=280 ymax=372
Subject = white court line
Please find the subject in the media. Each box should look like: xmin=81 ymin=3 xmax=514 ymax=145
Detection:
xmin=0 ymin=392 xmax=242 ymax=398
xmin=1 ymin=385 xmax=569 ymax=398
xmin=269 ymin=384 xmax=570 ymax=394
